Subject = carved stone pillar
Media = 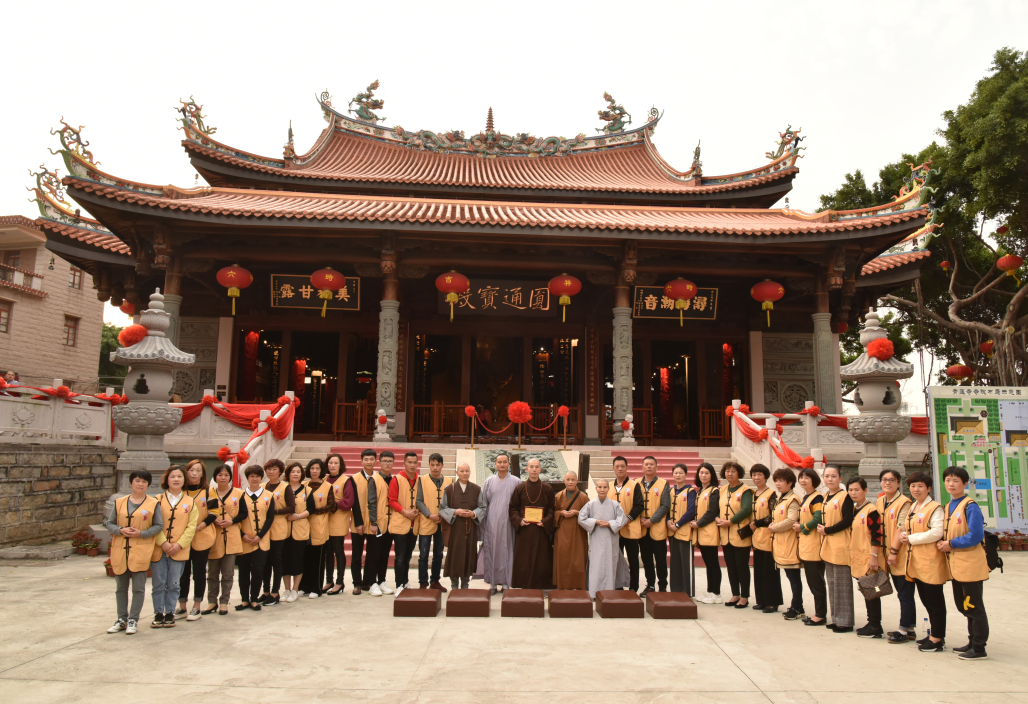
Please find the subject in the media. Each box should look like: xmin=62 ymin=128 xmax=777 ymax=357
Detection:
xmin=375 ymin=235 xmax=399 ymax=439
xmin=612 ymin=241 xmax=636 ymax=444
xmin=812 ymin=312 xmax=837 ymax=413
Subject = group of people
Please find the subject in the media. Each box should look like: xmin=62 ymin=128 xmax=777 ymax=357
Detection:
xmin=104 ymin=450 xmax=992 ymax=661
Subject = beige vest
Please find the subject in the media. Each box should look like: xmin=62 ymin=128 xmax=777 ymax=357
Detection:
xmin=239 ymin=489 xmax=273 ymax=553
xmin=718 ymin=484 xmax=753 ymax=548
xmin=848 ymin=502 xmax=878 ymax=579
xmin=388 ymin=471 xmax=420 ymax=536
xmin=612 ymin=478 xmax=643 ymax=540
xmin=944 ymin=497 xmax=989 ymax=582
xmin=110 ymin=494 xmax=159 ymax=575
xmin=187 ymin=486 xmax=215 ymax=551
xmin=669 ymin=485 xmax=694 ymax=542
xmin=287 ymin=483 xmax=310 ymax=542
xmin=904 ymin=500 xmax=948 ymax=585
xmin=877 ymin=493 xmax=911 ymax=576
xmin=772 ymin=492 xmax=801 ymax=567
xmin=209 ymin=487 xmax=243 ymax=559
xmin=327 ymin=475 xmax=353 ymax=536
xmin=640 ymin=477 xmax=668 ymax=540
xmin=798 ymin=493 xmax=823 ymax=563
xmin=820 ymin=490 xmax=850 ymax=566
xmin=694 ymin=486 xmax=719 ymax=546
xmin=307 ymin=481 xmax=330 ymax=546
xmin=152 ymin=492 xmax=196 ymax=562
xmin=416 ymin=474 xmax=453 ymax=535
xmin=751 ymin=487 xmax=775 ymax=552
xmin=266 ymin=482 xmax=290 ymax=542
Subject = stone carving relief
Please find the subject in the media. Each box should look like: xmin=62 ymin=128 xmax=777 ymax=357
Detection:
xmin=764 ymin=381 xmax=778 ymax=407
xmin=820 ymin=431 xmax=859 ymax=445
xmin=182 ymin=346 xmax=217 ymax=363
xmin=781 ymin=383 xmax=810 ymax=411
xmin=781 ymin=428 xmax=804 ymax=445
xmin=213 ymin=417 xmax=251 ymax=436
xmin=199 ymin=368 xmax=216 ymax=389
xmin=174 ymin=371 xmax=197 ymax=400
xmin=847 ymin=414 xmax=913 ymax=444
xmin=113 ymin=404 xmax=183 ymax=435
xmin=763 ymin=337 xmax=814 ymax=355
xmin=12 ymin=407 xmax=36 ymax=427
xmin=74 ymin=412 xmax=93 ymax=430
xmin=764 ymin=360 xmax=816 ymax=376
xmin=179 ymin=322 xmax=218 ymax=339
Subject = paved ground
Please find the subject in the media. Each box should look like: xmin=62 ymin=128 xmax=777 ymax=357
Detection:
xmin=1 ymin=554 xmax=1026 ymax=704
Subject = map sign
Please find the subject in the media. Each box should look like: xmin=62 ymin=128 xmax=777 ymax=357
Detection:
xmin=928 ymin=386 xmax=1028 ymax=530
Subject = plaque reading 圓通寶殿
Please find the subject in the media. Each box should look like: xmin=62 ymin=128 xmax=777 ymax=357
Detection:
xmin=632 ymin=286 xmax=717 ymax=320
xmin=271 ymin=274 xmax=360 ymax=311
xmin=437 ymin=280 xmax=551 ymax=317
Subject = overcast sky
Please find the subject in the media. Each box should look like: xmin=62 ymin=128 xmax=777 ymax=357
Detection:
xmin=3 ymin=0 xmax=1024 ymax=341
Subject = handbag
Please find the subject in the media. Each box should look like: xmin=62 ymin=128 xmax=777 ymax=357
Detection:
xmin=856 ymin=569 xmax=893 ymax=600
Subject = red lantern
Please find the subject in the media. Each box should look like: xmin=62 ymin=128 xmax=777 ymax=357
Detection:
xmin=119 ymin=301 xmax=135 ymax=316
xmin=751 ymin=279 xmax=785 ymax=328
xmin=980 ymin=340 xmax=994 ymax=359
xmin=946 ymin=364 xmax=973 ymax=383
xmin=310 ymin=267 xmax=345 ymax=318
xmin=548 ymin=274 xmax=582 ymax=323
xmin=997 ymin=226 xmax=1009 ymax=234
xmin=216 ymin=264 xmax=253 ymax=316
xmin=997 ymin=254 xmax=1023 ymax=287
xmin=435 ymin=270 xmax=470 ymax=322
xmin=834 ymin=322 xmax=848 ymax=334
xmin=663 ymin=277 xmax=698 ymax=327
xmin=940 ymin=260 xmax=951 ymax=274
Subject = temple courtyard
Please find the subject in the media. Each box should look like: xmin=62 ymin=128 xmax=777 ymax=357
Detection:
xmin=0 ymin=553 xmax=1025 ymax=704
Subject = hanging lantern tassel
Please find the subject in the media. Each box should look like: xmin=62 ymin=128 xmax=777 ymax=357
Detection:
xmin=228 ymin=287 xmax=240 ymax=315
xmin=675 ymin=299 xmax=688 ymax=327
xmin=559 ymin=294 xmax=571 ymax=322
xmin=318 ymin=289 xmax=333 ymax=317
xmin=446 ymin=292 xmax=458 ymax=322
xmin=763 ymin=300 xmax=773 ymax=327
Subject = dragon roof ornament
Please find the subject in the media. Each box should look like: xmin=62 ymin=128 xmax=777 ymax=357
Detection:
xmin=348 ymin=80 xmax=385 ymax=124
xmin=766 ymin=125 xmax=804 ymax=161
xmin=597 ymin=93 xmax=631 ymax=134
xmin=177 ymin=96 xmax=217 ymax=136
xmin=49 ymin=119 xmax=97 ymax=167
xmin=26 ymin=164 xmax=113 ymax=235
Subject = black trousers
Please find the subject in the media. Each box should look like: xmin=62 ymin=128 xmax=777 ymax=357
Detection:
xmin=282 ymin=537 xmax=305 ymax=575
xmin=639 ymin=535 xmax=668 ymax=590
xmin=697 ymin=544 xmax=722 ymax=595
xmin=952 ymin=579 xmax=988 ymax=651
xmin=324 ymin=535 xmax=347 ymax=586
xmin=914 ymin=579 xmax=947 ymax=639
xmin=752 ymin=548 xmax=782 ymax=607
xmin=784 ymin=568 xmax=804 ymax=613
xmin=178 ymin=546 xmax=210 ymax=602
xmin=619 ymin=536 xmax=640 ymax=591
xmin=668 ymin=539 xmax=692 ymax=595
xmin=803 ymin=561 xmax=827 ymax=619
xmin=723 ymin=543 xmax=751 ymax=598
xmin=261 ymin=539 xmax=284 ymax=594
xmin=350 ymin=532 xmax=367 ymax=587
xmin=862 ymin=587 xmax=882 ymax=626
xmin=392 ymin=530 xmax=416 ymax=587
xmin=300 ymin=543 xmax=325 ymax=595
xmin=365 ymin=532 xmax=393 ymax=586
xmin=236 ymin=549 xmax=267 ymax=603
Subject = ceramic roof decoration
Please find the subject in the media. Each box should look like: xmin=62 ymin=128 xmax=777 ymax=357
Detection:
xmin=839 ymin=312 xmax=914 ymax=381
xmin=109 ymin=289 xmax=196 ymax=367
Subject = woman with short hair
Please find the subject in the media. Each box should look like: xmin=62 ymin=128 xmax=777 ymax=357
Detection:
xmin=897 ymin=471 xmax=947 ymax=652
xmin=150 ymin=465 xmax=199 ymax=628
xmin=770 ymin=468 xmax=804 ymax=620
xmin=716 ymin=461 xmax=753 ymax=608
xmin=878 ymin=468 xmax=916 ymax=644
xmin=795 ymin=468 xmax=827 ymax=626
xmin=281 ymin=462 xmax=310 ymax=603
xmin=177 ymin=459 xmax=216 ymax=622
xmin=666 ymin=463 xmax=696 ymax=594
xmin=236 ymin=464 xmax=276 ymax=612
xmin=749 ymin=464 xmax=782 ymax=613
xmin=818 ymin=466 xmax=854 ymax=633
xmin=205 ymin=464 xmax=246 ymax=614
xmin=259 ymin=459 xmax=294 ymax=607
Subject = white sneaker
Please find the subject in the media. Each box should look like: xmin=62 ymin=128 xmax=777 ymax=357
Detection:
xmin=288 ymin=590 xmax=298 ymax=602
xmin=394 ymin=585 xmax=405 ymax=598
xmin=125 ymin=620 xmax=137 ymax=635
xmin=379 ymin=583 xmax=394 ymax=595
xmin=297 ymin=590 xmax=306 ymax=597
xmin=107 ymin=619 xmax=126 ymax=633
xmin=708 ymin=593 xmax=722 ymax=604
xmin=369 ymin=583 xmax=383 ymax=597
xmin=308 ymin=592 xmax=320 ymax=599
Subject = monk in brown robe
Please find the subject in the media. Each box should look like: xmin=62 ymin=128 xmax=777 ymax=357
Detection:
xmin=508 ymin=458 xmax=555 ymax=589
xmin=440 ymin=462 xmax=486 ymax=590
xmin=553 ymin=471 xmax=589 ymax=590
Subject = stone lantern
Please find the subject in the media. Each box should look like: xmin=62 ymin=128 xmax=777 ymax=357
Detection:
xmin=839 ymin=311 xmax=913 ymax=493
xmin=109 ymin=288 xmax=195 ymax=493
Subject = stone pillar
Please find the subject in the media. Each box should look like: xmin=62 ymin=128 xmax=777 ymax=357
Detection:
xmin=812 ymin=312 xmax=837 ymax=413
xmin=612 ymin=241 xmax=636 ymax=445
xmin=375 ymin=235 xmax=399 ymax=439
xmin=163 ymin=294 xmax=182 ymax=346
xmin=163 ymin=253 xmax=183 ymax=346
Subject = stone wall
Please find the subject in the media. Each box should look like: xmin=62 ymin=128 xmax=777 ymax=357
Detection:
xmin=0 ymin=444 xmax=117 ymax=547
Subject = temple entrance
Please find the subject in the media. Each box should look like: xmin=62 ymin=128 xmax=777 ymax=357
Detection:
xmin=470 ymin=336 xmax=524 ymax=427
xmin=289 ymin=331 xmax=339 ymax=436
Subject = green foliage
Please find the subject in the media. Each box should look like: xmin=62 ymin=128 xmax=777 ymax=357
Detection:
xmin=98 ymin=322 xmax=126 ymax=388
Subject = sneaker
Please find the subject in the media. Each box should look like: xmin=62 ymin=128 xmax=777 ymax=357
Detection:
xmin=958 ymin=649 xmax=988 ymax=661
xmin=783 ymin=609 xmax=803 ymax=621
xmin=918 ymin=638 xmax=945 ymax=652
xmin=163 ymin=613 xmax=176 ymax=628
xmin=258 ymin=593 xmax=271 ymax=605
xmin=150 ymin=613 xmax=165 ymax=629
xmin=107 ymin=619 xmax=126 ymax=633
xmin=856 ymin=623 xmax=884 ymax=639
xmin=888 ymin=631 xmax=913 ymax=644
xmin=265 ymin=595 xmax=281 ymax=606
xmin=379 ymin=583 xmax=394 ymax=595
xmin=186 ymin=609 xmax=201 ymax=622
xmin=394 ymin=585 xmax=405 ymax=598
xmin=174 ymin=606 xmax=187 ymax=616
xmin=285 ymin=590 xmax=297 ymax=603
xmin=369 ymin=583 xmax=383 ymax=597
xmin=308 ymin=592 xmax=320 ymax=599
xmin=126 ymin=619 xmax=137 ymax=635
xmin=952 ymin=642 xmax=974 ymax=653
xmin=639 ymin=586 xmax=655 ymax=597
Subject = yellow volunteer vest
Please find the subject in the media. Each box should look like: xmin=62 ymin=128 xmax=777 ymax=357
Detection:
xmin=417 ymin=474 xmax=453 ymax=535
xmin=327 ymin=475 xmax=353 ymax=536
xmin=751 ymin=487 xmax=775 ymax=552
xmin=877 ymin=493 xmax=911 ymax=576
xmin=152 ymin=492 xmax=196 ymax=562
xmin=695 ymin=486 xmax=720 ymax=546
xmin=944 ymin=497 xmax=989 ymax=582
xmin=308 ymin=481 xmax=330 ymax=546
xmin=287 ymin=483 xmax=310 ymax=542
xmin=772 ymin=492 xmax=801 ymax=567
xmin=640 ymin=477 xmax=669 ymax=540
xmin=209 ymin=487 xmax=244 ymax=559
xmin=798 ymin=493 xmax=823 ymax=563
xmin=849 ymin=502 xmax=878 ymax=579
xmin=904 ymin=500 xmax=948 ymax=585
xmin=613 ymin=478 xmax=643 ymax=540
xmin=266 ymin=482 xmax=290 ymax=542
xmin=353 ymin=471 xmax=372 ymax=535
xmin=239 ymin=489 xmax=273 ymax=554
xmin=388 ymin=471 xmax=420 ymax=535
xmin=372 ymin=472 xmax=393 ymax=533
xmin=186 ymin=486 xmax=215 ymax=551
xmin=110 ymin=494 xmax=159 ymax=575
xmin=819 ymin=490 xmax=850 ymax=566
xmin=669 ymin=485 xmax=695 ymax=541
xmin=719 ymin=484 xmax=753 ymax=548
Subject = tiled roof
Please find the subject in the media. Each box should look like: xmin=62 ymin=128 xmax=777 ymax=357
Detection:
xmin=861 ymin=249 xmax=931 ymax=275
xmin=67 ymin=178 xmax=927 ymax=236
xmin=0 ymin=215 xmax=40 ymax=229
xmin=185 ymin=131 xmax=797 ymax=195
xmin=37 ymin=218 xmax=132 ymax=255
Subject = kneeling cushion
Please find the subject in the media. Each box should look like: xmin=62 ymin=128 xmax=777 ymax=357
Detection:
xmin=646 ymin=591 xmax=697 ymax=619
xmin=500 ymin=588 xmax=544 ymax=617
xmin=595 ymin=590 xmax=644 ymax=618
xmin=548 ymin=589 xmax=593 ymax=618
xmin=393 ymin=588 xmax=441 ymax=617
xmin=445 ymin=589 xmax=491 ymax=617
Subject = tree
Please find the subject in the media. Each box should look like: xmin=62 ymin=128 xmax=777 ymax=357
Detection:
xmin=98 ymin=322 xmax=126 ymax=389
xmin=839 ymin=311 xmax=912 ymax=402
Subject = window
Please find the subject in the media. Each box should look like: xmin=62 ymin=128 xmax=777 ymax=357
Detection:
xmin=63 ymin=315 xmax=78 ymax=347
xmin=3 ymin=251 xmax=20 ymax=269
xmin=69 ymin=267 xmax=83 ymax=289
xmin=0 ymin=300 xmax=10 ymax=334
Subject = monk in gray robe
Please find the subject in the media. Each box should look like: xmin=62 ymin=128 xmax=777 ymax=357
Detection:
xmin=477 ymin=451 xmax=521 ymax=594
xmin=578 ymin=479 xmax=629 ymax=598
xmin=440 ymin=462 xmax=487 ymax=590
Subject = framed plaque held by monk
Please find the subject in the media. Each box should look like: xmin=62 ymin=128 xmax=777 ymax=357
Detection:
xmin=523 ymin=507 xmax=544 ymax=523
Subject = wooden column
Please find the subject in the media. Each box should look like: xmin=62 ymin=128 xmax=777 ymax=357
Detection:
xmin=336 ymin=332 xmax=350 ymax=404
xmin=277 ymin=330 xmax=292 ymax=396
xmin=523 ymin=336 xmax=533 ymax=403
xmin=641 ymin=339 xmax=652 ymax=409
xmin=461 ymin=335 xmax=472 ymax=405
xmin=162 ymin=254 xmax=183 ymax=345
xmin=812 ymin=266 xmax=837 ymax=413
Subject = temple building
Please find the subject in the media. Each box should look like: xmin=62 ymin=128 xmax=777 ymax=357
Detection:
xmin=30 ymin=86 xmax=938 ymax=444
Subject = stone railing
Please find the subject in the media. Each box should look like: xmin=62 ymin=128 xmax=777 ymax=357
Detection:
xmin=0 ymin=380 xmax=113 ymax=445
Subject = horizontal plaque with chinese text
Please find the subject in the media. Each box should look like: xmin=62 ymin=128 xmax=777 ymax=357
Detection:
xmin=270 ymin=274 xmax=360 ymax=311
xmin=632 ymin=286 xmax=718 ymax=320
xmin=437 ymin=280 xmax=551 ymax=317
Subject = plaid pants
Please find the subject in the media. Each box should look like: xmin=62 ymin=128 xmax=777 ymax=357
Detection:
xmin=825 ymin=562 xmax=854 ymax=627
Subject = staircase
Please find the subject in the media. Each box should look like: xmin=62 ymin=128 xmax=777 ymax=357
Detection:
xmin=612 ymin=447 xmax=734 ymax=482
xmin=288 ymin=442 xmax=457 ymax=477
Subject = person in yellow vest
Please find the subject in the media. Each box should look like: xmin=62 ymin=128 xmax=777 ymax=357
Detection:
xmin=638 ymin=456 xmax=671 ymax=595
xmin=938 ymin=466 xmax=990 ymax=661
xmin=206 ymin=464 xmax=245 ymax=615
xmin=794 ymin=468 xmax=827 ymax=626
xmin=416 ymin=452 xmax=453 ymax=590
xmin=611 ymin=456 xmax=644 ymax=592
xmin=666 ymin=463 xmax=696 ymax=594
xmin=716 ymin=461 xmax=753 ymax=608
xmin=236 ymin=464 xmax=276 ymax=611
xmin=105 ymin=469 xmax=163 ymax=635
xmin=366 ymin=450 xmax=396 ymax=596
xmin=149 ymin=465 xmax=199 ymax=629
xmin=300 ymin=459 xmax=332 ymax=598
xmin=178 ymin=459 xmax=216 ymax=622
xmin=749 ymin=464 xmax=782 ymax=613
xmin=817 ymin=466 xmax=854 ymax=632
xmin=846 ymin=477 xmax=885 ymax=638
xmin=349 ymin=449 xmax=375 ymax=594
xmin=877 ymin=468 xmax=917 ymax=644
xmin=690 ymin=462 xmax=721 ymax=604
xmin=281 ymin=461 xmax=311 ymax=603
xmin=259 ymin=459 xmax=295 ymax=606
xmin=323 ymin=453 xmax=355 ymax=596
xmin=388 ymin=451 xmax=421 ymax=597
xmin=770 ymin=468 xmax=803 ymax=620
xmin=895 ymin=471 xmax=947 ymax=652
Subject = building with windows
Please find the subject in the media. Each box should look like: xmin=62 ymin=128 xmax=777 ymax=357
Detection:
xmin=28 ymin=89 xmax=937 ymax=443
xmin=0 ymin=216 xmax=104 ymax=390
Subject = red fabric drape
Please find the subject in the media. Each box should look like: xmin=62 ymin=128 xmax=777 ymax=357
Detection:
xmin=176 ymin=396 xmax=298 ymax=440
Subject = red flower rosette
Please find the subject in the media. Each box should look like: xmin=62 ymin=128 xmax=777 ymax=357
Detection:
xmin=236 ymin=449 xmax=249 ymax=463
xmin=866 ymin=338 xmax=894 ymax=361
xmin=217 ymin=447 xmax=231 ymax=461
xmin=620 ymin=420 xmax=630 ymax=431
xmin=557 ymin=405 xmax=570 ymax=418
xmin=464 ymin=405 xmax=476 ymax=418
xmin=507 ymin=401 xmax=532 ymax=424
xmin=117 ymin=324 xmax=148 ymax=347
xmin=378 ymin=415 xmax=388 ymax=425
